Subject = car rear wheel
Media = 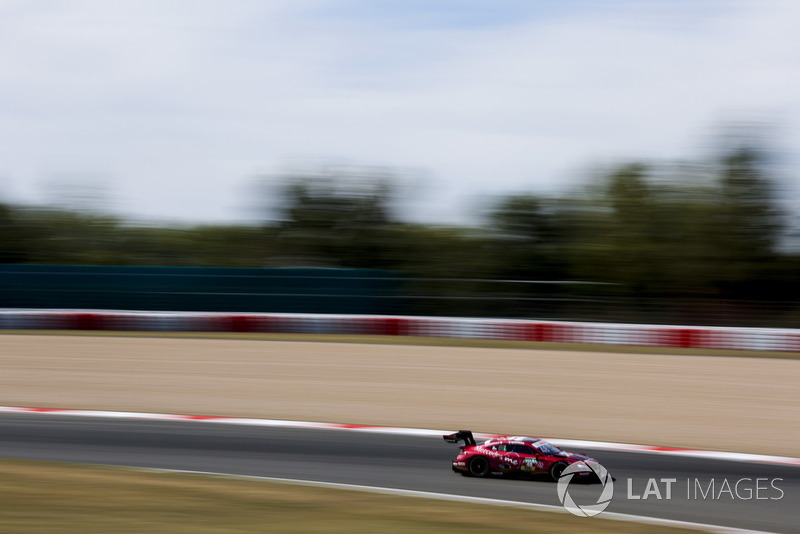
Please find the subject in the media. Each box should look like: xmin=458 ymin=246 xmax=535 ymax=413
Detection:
xmin=468 ymin=456 xmax=491 ymax=477
xmin=549 ymin=461 xmax=567 ymax=482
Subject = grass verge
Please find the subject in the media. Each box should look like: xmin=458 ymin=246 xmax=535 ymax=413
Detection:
xmin=0 ymin=459 xmax=700 ymax=534
xmin=1 ymin=329 xmax=799 ymax=359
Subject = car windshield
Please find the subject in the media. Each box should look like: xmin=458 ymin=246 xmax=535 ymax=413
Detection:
xmin=534 ymin=441 xmax=562 ymax=455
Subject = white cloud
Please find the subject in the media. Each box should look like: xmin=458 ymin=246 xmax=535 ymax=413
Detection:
xmin=0 ymin=0 xmax=798 ymax=224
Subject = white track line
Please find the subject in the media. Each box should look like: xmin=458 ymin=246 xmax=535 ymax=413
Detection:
xmin=135 ymin=468 xmax=779 ymax=534
xmin=1 ymin=405 xmax=798 ymax=467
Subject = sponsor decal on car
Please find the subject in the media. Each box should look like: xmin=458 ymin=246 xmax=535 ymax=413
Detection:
xmin=521 ymin=457 xmax=544 ymax=471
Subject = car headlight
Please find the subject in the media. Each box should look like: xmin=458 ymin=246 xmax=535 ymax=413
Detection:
xmin=571 ymin=461 xmax=590 ymax=472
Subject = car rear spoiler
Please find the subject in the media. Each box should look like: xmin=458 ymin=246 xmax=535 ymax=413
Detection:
xmin=442 ymin=430 xmax=476 ymax=446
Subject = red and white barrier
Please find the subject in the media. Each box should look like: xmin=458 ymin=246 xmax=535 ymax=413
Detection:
xmin=1 ymin=309 xmax=799 ymax=352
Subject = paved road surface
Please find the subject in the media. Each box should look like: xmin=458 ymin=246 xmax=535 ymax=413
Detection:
xmin=0 ymin=413 xmax=796 ymax=533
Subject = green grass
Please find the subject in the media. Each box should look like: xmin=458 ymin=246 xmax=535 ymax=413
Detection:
xmin=0 ymin=459 xmax=700 ymax=534
xmin=2 ymin=329 xmax=799 ymax=359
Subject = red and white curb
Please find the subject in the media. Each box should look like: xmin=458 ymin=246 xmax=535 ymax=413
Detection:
xmin=2 ymin=405 xmax=798 ymax=468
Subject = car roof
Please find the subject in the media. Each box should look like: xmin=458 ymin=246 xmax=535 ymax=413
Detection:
xmin=484 ymin=436 xmax=543 ymax=446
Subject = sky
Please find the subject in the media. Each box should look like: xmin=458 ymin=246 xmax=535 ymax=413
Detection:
xmin=1 ymin=0 xmax=799 ymax=225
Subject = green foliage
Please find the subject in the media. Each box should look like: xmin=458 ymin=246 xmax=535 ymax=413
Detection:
xmin=479 ymin=148 xmax=798 ymax=324
xmin=273 ymin=171 xmax=397 ymax=268
xmin=3 ymin=208 xmax=273 ymax=267
xmin=0 ymin=203 xmax=36 ymax=263
xmin=1 ymin=147 xmax=798 ymax=326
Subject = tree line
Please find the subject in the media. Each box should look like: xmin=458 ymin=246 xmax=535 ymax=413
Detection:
xmin=2 ymin=145 xmax=799 ymax=327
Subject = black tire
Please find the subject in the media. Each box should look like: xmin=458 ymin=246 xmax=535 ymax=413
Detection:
xmin=549 ymin=461 xmax=567 ymax=482
xmin=468 ymin=456 xmax=491 ymax=477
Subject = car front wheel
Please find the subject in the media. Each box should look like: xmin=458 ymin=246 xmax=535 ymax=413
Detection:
xmin=549 ymin=461 xmax=567 ymax=482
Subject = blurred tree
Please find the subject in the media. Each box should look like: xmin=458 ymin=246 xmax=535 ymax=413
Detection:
xmin=547 ymin=147 xmax=791 ymax=323
xmin=488 ymin=194 xmax=565 ymax=277
xmin=484 ymin=195 xmax=569 ymax=316
xmin=0 ymin=138 xmax=796 ymax=325
xmin=0 ymin=203 xmax=35 ymax=263
xmin=713 ymin=147 xmax=784 ymax=298
xmin=13 ymin=208 xmax=124 ymax=265
xmin=603 ymin=164 xmax=661 ymax=294
xmin=8 ymin=208 xmax=273 ymax=267
xmin=273 ymin=167 xmax=398 ymax=268
xmin=385 ymin=224 xmax=498 ymax=316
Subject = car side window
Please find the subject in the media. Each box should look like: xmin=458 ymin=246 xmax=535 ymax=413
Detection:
xmin=508 ymin=444 xmax=535 ymax=455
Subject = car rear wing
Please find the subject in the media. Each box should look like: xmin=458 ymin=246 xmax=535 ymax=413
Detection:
xmin=442 ymin=430 xmax=476 ymax=446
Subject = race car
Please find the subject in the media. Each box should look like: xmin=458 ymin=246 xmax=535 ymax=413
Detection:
xmin=444 ymin=430 xmax=600 ymax=481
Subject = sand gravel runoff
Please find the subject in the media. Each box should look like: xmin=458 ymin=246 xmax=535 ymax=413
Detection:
xmin=1 ymin=334 xmax=798 ymax=457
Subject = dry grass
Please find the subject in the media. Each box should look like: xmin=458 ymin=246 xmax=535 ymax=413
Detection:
xmin=0 ymin=459 xmax=699 ymax=534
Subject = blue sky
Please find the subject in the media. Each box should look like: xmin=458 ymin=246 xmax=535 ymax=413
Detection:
xmin=1 ymin=0 xmax=798 ymax=224
xmin=311 ymin=0 xmax=583 ymax=29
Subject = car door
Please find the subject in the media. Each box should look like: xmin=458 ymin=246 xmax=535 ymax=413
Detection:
xmin=482 ymin=443 xmax=519 ymax=472
xmin=511 ymin=444 xmax=544 ymax=474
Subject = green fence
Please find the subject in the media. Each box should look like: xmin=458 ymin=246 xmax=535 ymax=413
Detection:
xmin=0 ymin=265 xmax=404 ymax=314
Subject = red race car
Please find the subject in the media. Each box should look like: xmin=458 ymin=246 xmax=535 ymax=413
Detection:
xmin=444 ymin=430 xmax=600 ymax=481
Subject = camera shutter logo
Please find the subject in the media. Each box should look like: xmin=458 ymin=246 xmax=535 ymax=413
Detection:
xmin=556 ymin=461 xmax=614 ymax=517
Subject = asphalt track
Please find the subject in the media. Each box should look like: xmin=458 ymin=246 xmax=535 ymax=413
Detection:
xmin=0 ymin=413 xmax=797 ymax=533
